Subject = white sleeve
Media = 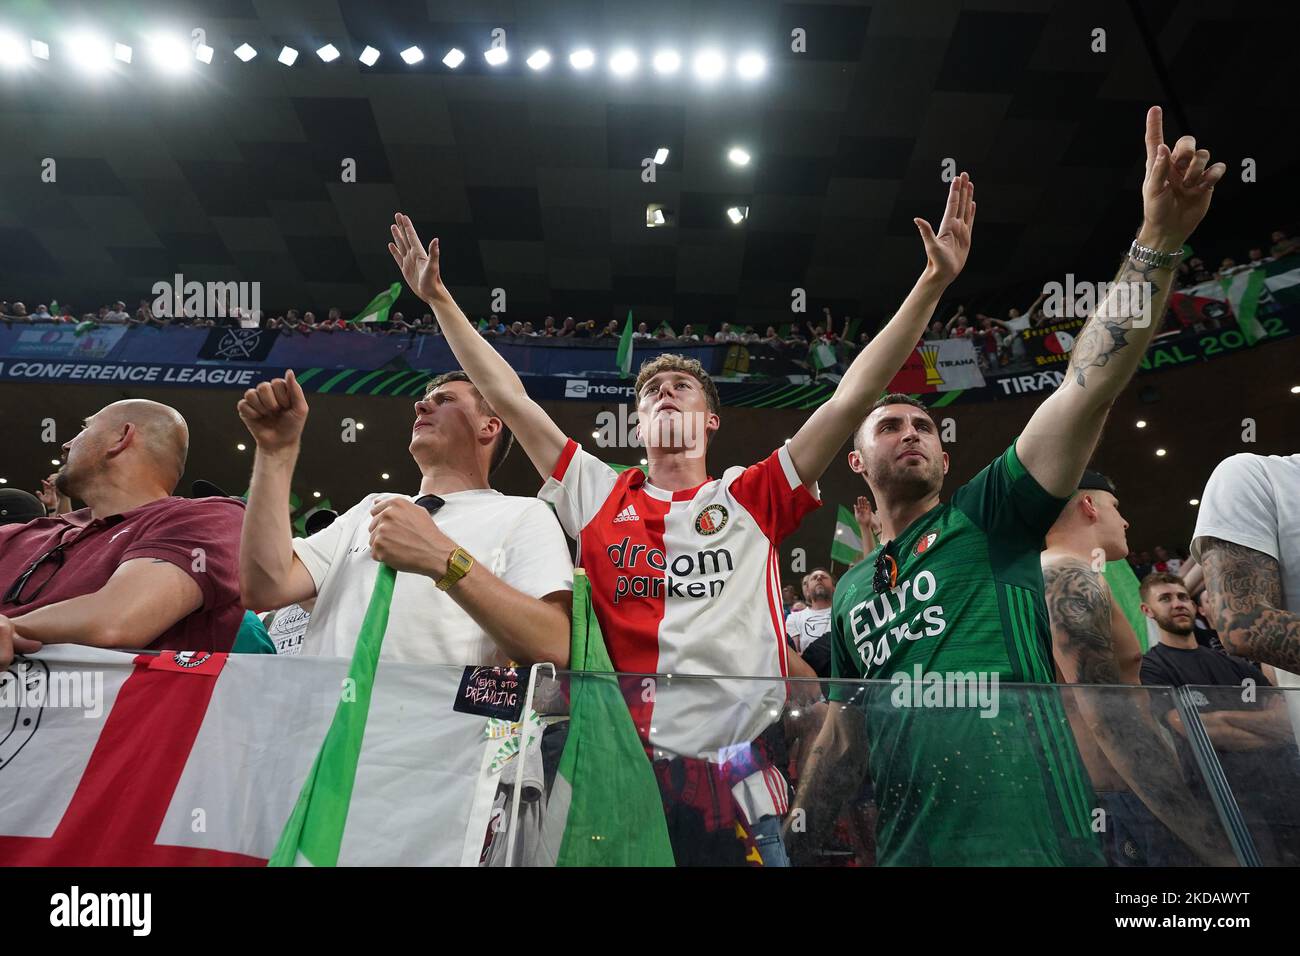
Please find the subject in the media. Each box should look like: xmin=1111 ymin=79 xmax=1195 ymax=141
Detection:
xmin=495 ymin=499 xmax=575 ymax=599
xmin=292 ymin=496 xmax=372 ymax=591
xmin=538 ymin=439 xmax=619 ymax=538
xmin=784 ymin=611 xmax=799 ymax=642
xmin=1191 ymin=455 xmax=1280 ymax=562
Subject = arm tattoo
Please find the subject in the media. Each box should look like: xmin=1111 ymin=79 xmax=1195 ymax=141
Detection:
xmin=1043 ymin=562 xmax=1122 ymax=684
xmin=1200 ymin=538 xmax=1300 ymax=671
xmin=1065 ymin=255 xmax=1167 ymax=388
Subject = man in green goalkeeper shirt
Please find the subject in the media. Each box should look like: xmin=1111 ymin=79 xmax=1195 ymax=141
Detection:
xmin=786 ymin=106 xmax=1226 ymax=866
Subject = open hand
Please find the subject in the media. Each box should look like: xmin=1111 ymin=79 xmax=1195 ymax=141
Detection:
xmin=915 ymin=172 xmax=975 ymax=285
xmin=389 ymin=213 xmax=450 ymax=305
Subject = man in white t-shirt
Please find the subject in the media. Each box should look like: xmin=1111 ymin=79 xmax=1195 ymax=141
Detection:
xmin=1192 ymin=453 xmax=1300 ymax=686
xmin=236 ymin=369 xmax=573 ymax=667
xmin=786 ymin=567 xmax=835 ymax=654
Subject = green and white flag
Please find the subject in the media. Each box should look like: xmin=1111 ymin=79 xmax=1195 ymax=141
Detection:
xmin=270 ymin=566 xmax=399 ymax=865
xmin=1263 ymin=254 xmax=1300 ymax=309
xmin=351 ymin=282 xmax=402 ymax=324
xmin=1219 ymin=269 xmax=1268 ymax=345
xmin=616 ymin=310 xmax=634 ymax=378
xmin=73 ymin=320 xmax=99 ymax=337
xmin=809 ymin=339 xmax=837 ymax=371
xmin=543 ymin=570 xmax=675 ymax=866
xmin=831 ymin=504 xmax=864 ymax=566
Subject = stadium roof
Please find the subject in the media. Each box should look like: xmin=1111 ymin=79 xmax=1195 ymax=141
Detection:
xmin=1 ymin=0 xmax=1296 ymax=328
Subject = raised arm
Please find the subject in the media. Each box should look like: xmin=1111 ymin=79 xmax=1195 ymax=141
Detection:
xmin=389 ymin=213 xmax=567 ymax=480
xmin=1017 ymin=106 xmax=1226 ymax=496
xmin=236 ymin=373 xmax=319 ymax=611
xmin=786 ymin=174 xmax=975 ymax=486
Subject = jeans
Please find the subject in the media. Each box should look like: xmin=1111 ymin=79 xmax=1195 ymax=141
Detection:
xmin=751 ymin=814 xmax=790 ymax=867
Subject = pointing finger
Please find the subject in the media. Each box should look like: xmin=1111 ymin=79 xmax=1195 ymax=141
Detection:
xmin=1144 ymin=105 xmax=1163 ymax=168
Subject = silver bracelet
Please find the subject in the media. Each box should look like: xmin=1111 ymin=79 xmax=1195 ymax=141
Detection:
xmin=1129 ymin=238 xmax=1183 ymax=270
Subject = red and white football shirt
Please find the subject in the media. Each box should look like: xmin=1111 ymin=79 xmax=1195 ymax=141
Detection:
xmin=541 ymin=438 xmax=820 ymax=806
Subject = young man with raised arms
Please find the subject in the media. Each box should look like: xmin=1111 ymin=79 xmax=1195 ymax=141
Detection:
xmin=388 ymin=175 xmax=976 ymax=863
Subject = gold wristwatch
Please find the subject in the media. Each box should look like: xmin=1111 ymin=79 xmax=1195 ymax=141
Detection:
xmin=436 ymin=547 xmax=474 ymax=591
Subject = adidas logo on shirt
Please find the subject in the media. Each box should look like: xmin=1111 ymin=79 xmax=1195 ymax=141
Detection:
xmin=613 ymin=505 xmax=640 ymax=523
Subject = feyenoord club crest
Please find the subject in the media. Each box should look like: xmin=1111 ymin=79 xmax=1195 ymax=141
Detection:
xmin=914 ymin=530 xmax=939 ymax=556
xmin=172 ymin=651 xmax=214 ymax=669
xmin=695 ymin=504 xmax=728 ymax=535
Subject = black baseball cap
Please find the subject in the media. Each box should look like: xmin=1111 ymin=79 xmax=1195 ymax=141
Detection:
xmin=0 ymin=489 xmax=47 ymax=525
xmin=1077 ymin=470 xmax=1118 ymax=496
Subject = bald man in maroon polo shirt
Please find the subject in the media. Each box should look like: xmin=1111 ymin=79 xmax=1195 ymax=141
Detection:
xmin=0 ymin=399 xmax=244 ymax=668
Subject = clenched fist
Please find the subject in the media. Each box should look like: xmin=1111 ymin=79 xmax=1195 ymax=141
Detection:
xmin=238 ymin=369 xmax=310 ymax=454
xmin=368 ymin=496 xmax=461 ymax=579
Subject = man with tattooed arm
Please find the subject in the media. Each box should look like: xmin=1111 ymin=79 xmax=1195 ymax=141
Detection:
xmin=1042 ymin=472 xmax=1234 ymax=865
xmin=787 ymin=106 xmax=1228 ymax=865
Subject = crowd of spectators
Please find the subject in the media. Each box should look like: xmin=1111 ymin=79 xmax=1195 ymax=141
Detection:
xmin=3 ymin=224 xmax=1295 ymax=379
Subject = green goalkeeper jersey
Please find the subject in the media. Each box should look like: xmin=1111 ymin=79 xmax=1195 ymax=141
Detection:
xmin=830 ymin=442 xmax=1104 ymax=866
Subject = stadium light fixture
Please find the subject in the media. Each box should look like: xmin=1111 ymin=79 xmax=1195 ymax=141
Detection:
xmin=195 ymin=42 xmax=214 ymax=64
xmin=31 ymin=39 xmax=50 ymax=60
xmin=356 ymin=422 xmax=365 ymax=430
xmin=726 ymin=206 xmax=749 ymax=224
xmin=1135 ymin=419 xmax=1147 ymax=428
xmin=50 ymin=458 xmax=60 ymax=466
xmin=736 ymin=52 xmax=766 ymax=79
xmin=113 ymin=42 xmax=132 ymax=64
xmin=0 ymin=32 xmax=29 ymax=66
xmin=652 ymin=49 xmax=680 ymax=74
xmin=526 ymin=48 xmax=550 ymax=70
xmin=278 ymin=45 xmax=299 ymax=66
xmin=609 ymin=48 xmax=637 ymax=76
xmin=237 ymin=443 xmax=246 ymax=451
xmin=381 ymin=472 xmax=390 ymax=480
xmin=148 ymin=34 xmax=191 ymax=73
xmin=653 ymin=147 xmax=669 ymax=164
xmin=313 ymin=491 xmax=321 ymax=498
xmin=234 ymin=42 xmax=257 ymax=62
xmin=440 ymin=47 xmax=462 ymax=68
xmin=0 ymin=478 xmax=6 ymax=484
xmin=1155 ymin=448 xmax=1167 ymax=457
xmin=1292 ymin=385 xmax=1300 ymax=394
xmin=728 ymin=147 xmax=751 ymax=166
xmin=569 ymin=48 xmax=595 ymax=70
xmin=316 ymin=43 xmax=339 ymax=63
xmin=358 ymin=45 xmax=379 ymax=66
xmin=1189 ymin=499 xmax=1199 ymax=506
xmin=67 ymin=31 xmax=111 ymax=74
xmin=693 ymin=48 xmax=724 ymax=81
xmin=484 ymin=46 xmax=508 ymax=66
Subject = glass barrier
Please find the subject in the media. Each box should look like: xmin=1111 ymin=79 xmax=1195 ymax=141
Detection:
xmin=1179 ymin=685 xmax=1300 ymax=867
xmin=497 ymin=671 xmax=1246 ymax=867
